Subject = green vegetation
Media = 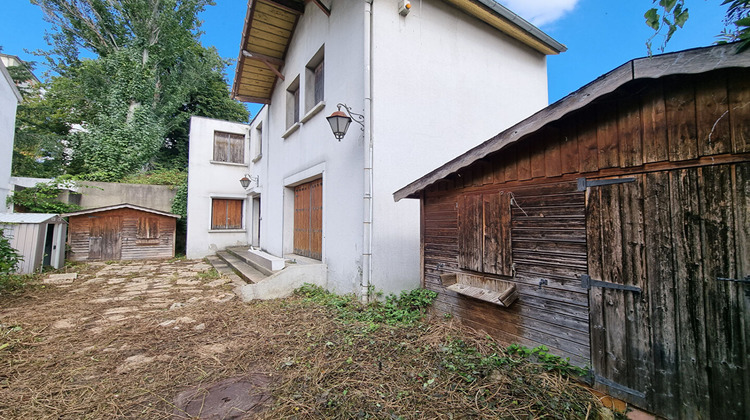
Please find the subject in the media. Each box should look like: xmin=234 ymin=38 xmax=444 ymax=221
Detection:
xmin=0 ymin=232 xmax=37 ymax=295
xmin=5 ymin=177 xmax=81 ymax=214
xmin=295 ymin=284 xmax=437 ymax=326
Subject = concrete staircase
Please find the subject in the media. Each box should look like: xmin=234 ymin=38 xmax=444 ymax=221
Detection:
xmin=209 ymin=246 xmax=327 ymax=301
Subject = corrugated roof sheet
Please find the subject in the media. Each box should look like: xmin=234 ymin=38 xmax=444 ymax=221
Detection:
xmin=0 ymin=213 xmax=61 ymax=224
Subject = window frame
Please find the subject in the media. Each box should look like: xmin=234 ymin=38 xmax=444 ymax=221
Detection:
xmin=212 ymin=131 xmax=245 ymax=164
xmin=210 ymin=198 xmax=244 ymax=231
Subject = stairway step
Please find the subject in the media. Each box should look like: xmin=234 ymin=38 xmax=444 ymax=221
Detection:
xmin=225 ymin=247 xmax=281 ymax=276
xmin=216 ymin=251 xmax=267 ymax=284
xmin=205 ymin=255 xmax=244 ymax=284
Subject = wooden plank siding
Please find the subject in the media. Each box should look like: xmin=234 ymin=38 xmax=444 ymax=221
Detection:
xmin=419 ymin=67 xmax=750 ymax=419
xmin=68 ymin=208 xmax=176 ymax=261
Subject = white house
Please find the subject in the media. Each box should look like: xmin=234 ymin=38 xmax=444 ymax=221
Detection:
xmin=0 ymin=60 xmax=22 ymax=213
xmin=187 ymin=0 xmax=565 ymax=298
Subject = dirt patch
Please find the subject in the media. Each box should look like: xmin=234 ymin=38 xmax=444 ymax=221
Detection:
xmin=0 ymin=260 xmax=602 ymax=419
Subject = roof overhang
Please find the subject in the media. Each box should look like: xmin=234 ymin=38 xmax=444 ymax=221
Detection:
xmin=231 ymin=0 xmax=306 ymax=103
xmin=440 ymin=0 xmax=566 ymax=55
xmin=393 ymin=43 xmax=750 ymax=201
xmin=62 ymin=203 xmax=181 ymax=219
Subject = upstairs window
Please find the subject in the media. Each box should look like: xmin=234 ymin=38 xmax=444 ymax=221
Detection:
xmin=213 ymin=131 xmax=245 ymax=164
xmin=286 ymin=76 xmax=300 ymax=128
xmin=253 ymin=122 xmax=262 ymax=161
xmin=305 ymin=46 xmax=325 ymax=112
xmin=211 ymin=199 xmax=243 ymax=230
xmin=457 ymin=192 xmax=512 ymax=276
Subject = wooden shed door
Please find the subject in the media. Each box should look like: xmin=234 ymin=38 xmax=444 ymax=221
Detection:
xmin=585 ymin=164 xmax=750 ymax=419
xmin=89 ymin=216 xmax=122 ymax=260
xmin=294 ymin=179 xmax=322 ymax=260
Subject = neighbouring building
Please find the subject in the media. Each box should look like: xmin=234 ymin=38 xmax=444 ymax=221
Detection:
xmin=64 ymin=204 xmax=180 ymax=262
xmin=394 ymin=44 xmax=750 ymax=419
xmin=187 ymin=0 xmax=565 ymax=297
xmin=0 ymin=60 xmax=22 ymax=213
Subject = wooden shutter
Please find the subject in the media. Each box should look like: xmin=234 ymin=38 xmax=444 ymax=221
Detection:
xmin=294 ymin=179 xmax=323 ymax=260
xmin=212 ymin=199 xmax=243 ymax=229
xmin=137 ymin=217 xmax=159 ymax=239
xmin=458 ymin=192 xmax=512 ymax=275
xmin=213 ymin=131 xmax=244 ymax=163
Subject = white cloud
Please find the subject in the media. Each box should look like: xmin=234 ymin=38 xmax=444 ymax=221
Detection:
xmin=497 ymin=0 xmax=580 ymax=27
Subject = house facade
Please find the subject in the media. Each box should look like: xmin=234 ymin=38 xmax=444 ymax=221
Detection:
xmin=0 ymin=60 xmax=22 ymax=213
xmin=186 ymin=0 xmax=565 ymax=297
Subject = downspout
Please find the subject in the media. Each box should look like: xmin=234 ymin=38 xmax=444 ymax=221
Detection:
xmin=361 ymin=0 xmax=374 ymax=302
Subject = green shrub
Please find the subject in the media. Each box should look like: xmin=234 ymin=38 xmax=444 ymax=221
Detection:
xmin=0 ymin=231 xmax=22 ymax=276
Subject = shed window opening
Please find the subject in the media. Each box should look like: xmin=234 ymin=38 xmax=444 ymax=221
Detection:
xmin=458 ymin=192 xmax=512 ymax=276
xmin=213 ymin=131 xmax=245 ymax=164
xmin=212 ymin=199 xmax=243 ymax=230
xmin=137 ymin=217 xmax=159 ymax=239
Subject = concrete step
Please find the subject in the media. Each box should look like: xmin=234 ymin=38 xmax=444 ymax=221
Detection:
xmin=205 ymin=255 xmax=245 ymax=287
xmin=216 ymin=251 xmax=267 ymax=284
xmin=226 ymin=247 xmax=284 ymax=276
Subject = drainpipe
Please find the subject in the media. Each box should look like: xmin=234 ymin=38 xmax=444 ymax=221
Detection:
xmin=361 ymin=0 xmax=374 ymax=302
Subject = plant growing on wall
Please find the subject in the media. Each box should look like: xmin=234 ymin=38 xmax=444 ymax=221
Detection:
xmin=6 ymin=177 xmax=81 ymax=214
xmin=0 ymin=231 xmax=22 ymax=277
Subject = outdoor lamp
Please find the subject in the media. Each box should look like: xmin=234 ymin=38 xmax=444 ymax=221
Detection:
xmin=326 ymin=103 xmax=364 ymax=141
xmin=240 ymin=174 xmax=259 ymax=189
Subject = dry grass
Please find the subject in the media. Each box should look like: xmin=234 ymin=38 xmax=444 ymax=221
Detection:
xmin=0 ymin=261 xmax=602 ymax=419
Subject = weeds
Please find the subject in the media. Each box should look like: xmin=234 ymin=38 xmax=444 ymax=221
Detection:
xmin=294 ymin=284 xmax=437 ymax=326
xmin=197 ymin=268 xmax=221 ymax=280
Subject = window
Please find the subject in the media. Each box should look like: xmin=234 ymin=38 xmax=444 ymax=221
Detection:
xmin=457 ymin=192 xmax=512 ymax=276
xmin=286 ymin=76 xmax=300 ymax=128
xmin=211 ymin=199 xmax=243 ymax=230
xmin=252 ymin=123 xmax=262 ymax=161
xmin=305 ymin=46 xmax=325 ymax=112
xmin=213 ymin=131 xmax=245 ymax=164
xmin=136 ymin=217 xmax=160 ymax=245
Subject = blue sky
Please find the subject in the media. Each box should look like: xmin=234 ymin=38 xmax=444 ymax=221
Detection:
xmin=0 ymin=0 xmax=730 ymax=119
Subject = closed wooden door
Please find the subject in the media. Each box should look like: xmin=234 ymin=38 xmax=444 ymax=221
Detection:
xmin=294 ymin=179 xmax=322 ymax=260
xmin=585 ymin=164 xmax=750 ymax=419
xmin=89 ymin=216 xmax=122 ymax=260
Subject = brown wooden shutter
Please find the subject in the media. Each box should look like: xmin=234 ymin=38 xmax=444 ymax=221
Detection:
xmin=294 ymin=179 xmax=323 ymax=260
xmin=213 ymin=132 xmax=228 ymax=161
xmin=213 ymin=132 xmax=244 ymax=163
xmin=458 ymin=194 xmax=483 ymax=272
xmin=458 ymin=192 xmax=512 ymax=275
xmin=212 ymin=199 xmax=243 ymax=229
xmin=137 ymin=217 xmax=159 ymax=239
xmin=228 ymin=133 xmax=244 ymax=163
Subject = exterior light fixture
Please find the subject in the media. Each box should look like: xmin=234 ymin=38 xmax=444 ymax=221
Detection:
xmin=240 ymin=174 xmax=259 ymax=189
xmin=326 ymin=103 xmax=364 ymax=141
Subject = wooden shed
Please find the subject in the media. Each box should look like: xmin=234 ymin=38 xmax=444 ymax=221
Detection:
xmin=63 ymin=204 xmax=180 ymax=261
xmin=0 ymin=213 xmax=67 ymax=274
xmin=394 ymin=44 xmax=750 ymax=419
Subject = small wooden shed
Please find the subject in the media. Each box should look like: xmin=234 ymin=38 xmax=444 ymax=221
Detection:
xmin=63 ymin=204 xmax=180 ymax=262
xmin=395 ymin=44 xmax=750 ymax=419
xmin=0 ymin=213 xmax=67 ymax=274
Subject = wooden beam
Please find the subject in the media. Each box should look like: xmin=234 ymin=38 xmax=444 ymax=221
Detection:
xmin=263 ymin=0 xmax=305 ymax=15
xmin=306 ymin=0 xmax=330 ymax=16
xmin=232 ymin=94 xmax=272 ymax=104
xmin=242 ymin=49 xmax=285 ymax=81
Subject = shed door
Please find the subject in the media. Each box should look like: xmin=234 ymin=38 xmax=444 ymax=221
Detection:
xmin=585 ymin=164 xmax=750 ymax=419
xmin=294 ymin=179 xmax=322 ymax=260
xmin=89 ymin=216 xmax=122 ymax=260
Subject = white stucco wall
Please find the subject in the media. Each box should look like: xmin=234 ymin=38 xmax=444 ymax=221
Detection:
xmin=186 ymin=116 xmax=252 ymax=258
xmin=368 ymin=0 xmax=550 ymax=294
xmin=0 ymin=63 xmax=20 ymax=213
xmin=255 ymin=0 xmax=366 ymax=294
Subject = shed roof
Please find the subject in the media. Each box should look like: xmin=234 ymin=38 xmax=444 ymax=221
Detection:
xmin=62 ymin=203 xmax=181 ymax=219
xmin=0 ymin=213 xmax=64 ymax=224
xmin=394 ymin=43 xmax=750 ymax=201
xmin=231 ymin=0 xmax=565 ymax=104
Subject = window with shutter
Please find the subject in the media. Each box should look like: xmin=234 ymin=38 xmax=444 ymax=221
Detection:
xmin=213 ymin=131 xmax=245 ymax=164
xmin=458 ymin=192 xmax=512 ymax=276
xmin=211 ymin=199 xmax=243 ymax=230
xmin=136 ymin=217 xmax=160 ymax=245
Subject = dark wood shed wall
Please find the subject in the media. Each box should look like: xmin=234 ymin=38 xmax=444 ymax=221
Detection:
xmin=421 ymin=67 xmax=750 ymax=416
xmin=68 ymin=208 xmax=176 ymax=261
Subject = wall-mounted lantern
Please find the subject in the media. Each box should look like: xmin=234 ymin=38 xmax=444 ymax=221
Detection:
xmin=326 ymin=103 xmax=364 ymax=141
xmin=240 ymin=174 xmax=259 ymax=189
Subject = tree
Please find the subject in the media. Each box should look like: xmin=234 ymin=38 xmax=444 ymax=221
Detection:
xmin=646 ymin=0 xmax=750 ymax=53
xmin=30 ymin=0 xmax=248 ymax=180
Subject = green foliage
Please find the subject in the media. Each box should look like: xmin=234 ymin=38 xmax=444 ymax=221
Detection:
xmin=0 ymin=231 xmax=22 ymax=277
xmin=441 ymin=339 xmax=587 ymax=383
xmin=645 ymin=0 xmax=750 ymax=54
xmin=121 ymin=168 xmax=187 ymax=186
xmin=28 ymin=0 xmax=248 ymax=179
xmin=295 ymin=284 xmax=437 ymax=326
xmin=6 ymin=178 xmax=81 ymax=214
